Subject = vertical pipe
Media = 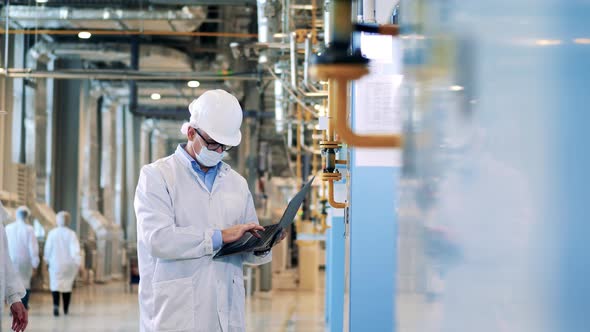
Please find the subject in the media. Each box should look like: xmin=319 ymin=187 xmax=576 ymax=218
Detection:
xmin=362 ymin=0 xmax=377 ymax=23
xmin=324 ymin=0 xmax=332 ymax=46
xmin=296 ymin=104 xmax=302 ymax=187
xmin=2 ymin=0 xmax=10 ymax=115
xmin=3 ymin=0 xmax=8 ymax=72
xmin=129 ymin=36 xmax=139 ymax=113
xmin=303 ymin=34 xmax=312 ymax=88
xmin=45 ymin=60 xmax=55 ymax=206
xmin=290 ymin=32 xmax=298 ymax=89
xmin=327 ymin=80 xmax=335 ymax=142
xmin=311 ymin=0 xmax=317 ymax=41
xmin=331 ymin=0 xmax=353 ymax=49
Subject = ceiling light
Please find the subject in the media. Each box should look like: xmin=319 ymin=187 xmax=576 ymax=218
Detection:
xmin=150 ymin=93 xmax=161 ymax=100
xmin=574 ymin=38 xmax=590 ymax=44
xmin=187 ymin=80 xmax=200 ymax=88
xmin=78 ymin=31 xmax=92 ymax=39
xmin=449 ymin=85 xmax=464 ymax=92
xmin=534 ymin=39 xmax=561 ymax=46
xmin=36 ymin=0 xmax=48 ymax=3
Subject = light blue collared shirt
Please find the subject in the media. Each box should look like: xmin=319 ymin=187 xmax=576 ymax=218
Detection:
xmin=177 ymin=144 xmax=223 ymax=250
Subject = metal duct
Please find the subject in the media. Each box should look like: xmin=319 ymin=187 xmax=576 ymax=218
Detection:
xmin=3 ymin=5 xmax=207 ymax=32
xmin=28 ymin=42 xmax=193 ymax=71
xmin=150 ymin=0 xmax=256 ymax=4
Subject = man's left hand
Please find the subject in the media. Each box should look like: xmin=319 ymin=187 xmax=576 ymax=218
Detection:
xmin=275 ymin=230 xmax=287 ymax=245
xmin=10 ymin=302 xmax=28 ymax=332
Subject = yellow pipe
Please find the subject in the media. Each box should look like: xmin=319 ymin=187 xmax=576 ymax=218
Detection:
xmin=331 ymin=78 xmax=403 ymax=148
xmin=326 ymin=83 xmax=335 ymax=142
xmin=327 ymin=178 xmax=346 ymax=209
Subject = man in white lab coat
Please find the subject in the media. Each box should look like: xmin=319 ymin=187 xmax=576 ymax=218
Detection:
xmin=43 ymin=211 xmax=81 ymax=317
xmin=0 ymin=201 xmax=28 ymax=332
xmin=5 ymin=206 xmax=40 ymax=310
xmin=135 ymin=90 xmax=285 ymax=332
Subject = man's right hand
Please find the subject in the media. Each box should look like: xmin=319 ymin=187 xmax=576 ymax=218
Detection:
xmin=222 ymin=223 xmax=265 ymax=244
xmin=10 ymin=302 xmax=27 ymax=332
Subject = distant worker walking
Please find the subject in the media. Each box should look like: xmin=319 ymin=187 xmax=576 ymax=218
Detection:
xmin=43 ymin=211 xmax=81 ymax=317
xmin=5 ymin=206 xmax=40 ymax=310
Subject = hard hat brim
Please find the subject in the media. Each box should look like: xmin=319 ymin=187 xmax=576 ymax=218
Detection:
xmin=208 ymin=130 xmax=241 ymax=147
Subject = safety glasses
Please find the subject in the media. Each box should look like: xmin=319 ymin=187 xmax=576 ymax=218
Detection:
xmin=195 ymin=129 xmax=233 ymax=152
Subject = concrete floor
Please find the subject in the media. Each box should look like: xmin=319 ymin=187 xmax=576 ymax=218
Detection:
xmin=2 ymin=281 xmax=325 ymax=332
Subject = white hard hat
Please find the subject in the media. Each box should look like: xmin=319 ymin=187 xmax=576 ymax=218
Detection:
xmin=180 ymin=89 xmax=243 ymax=146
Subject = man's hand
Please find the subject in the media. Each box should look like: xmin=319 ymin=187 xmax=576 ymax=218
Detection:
xmin=222 ymin=223 xmax=265 ymax=244
xmin=275 ymin=230 xmax=287 ymax=245
xmin=10 ymin=302 xmax=28 ymax=332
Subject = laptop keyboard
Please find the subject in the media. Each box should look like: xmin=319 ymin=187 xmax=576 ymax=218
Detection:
xmin=260 ymin=223 xmax=281 ymax=242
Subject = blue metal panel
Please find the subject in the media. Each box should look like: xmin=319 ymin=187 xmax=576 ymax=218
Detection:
xmin=349 ymin=165 xmax=398 ymax=332
xmin=325 ymin=216 xmax=345 ymax=332
xmin=553 ymin=2 xmax=590 ymax=331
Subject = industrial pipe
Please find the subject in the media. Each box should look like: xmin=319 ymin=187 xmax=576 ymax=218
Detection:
xmin=327 ymin=177 xmax=346 ymax=209
xmin=1 ymin=69 xmax=262 ymax=81
xmin=354 ymin=23 xmax=400 ymax=36
xmin=303 ymin=35 xmax=312 ymax=88
xmin=332 ymin=78 xmax=402 ymax=147
xmin=290 ymin=32 xmax=298 ymax=89
xmin=0 ymin=29 xmax=257 ymax=38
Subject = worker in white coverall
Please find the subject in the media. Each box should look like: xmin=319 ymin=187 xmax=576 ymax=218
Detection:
xmin=135 ymin=89 xmax=286 ymax=332
xmin=0 ymin=201 xmax=28 ymax=332
xmin=43 ymin=211 xmax=81 ymax=317
xmin=5 ymin=206 xmax=40 ymax=310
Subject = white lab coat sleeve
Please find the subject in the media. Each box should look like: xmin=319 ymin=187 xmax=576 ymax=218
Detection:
xmin=135 ymin=165 xmax=215 ymax=260
xmin=2 ymin=227 xmax=25 ymax=304
xmin=29 ymin=227 xmax=40 ymax=269
xmin=242 ymin=191 xmax=272 ymax=265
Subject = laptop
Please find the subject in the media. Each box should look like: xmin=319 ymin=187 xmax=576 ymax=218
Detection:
xmin=213 ymin=176 xmax=315 ymax=259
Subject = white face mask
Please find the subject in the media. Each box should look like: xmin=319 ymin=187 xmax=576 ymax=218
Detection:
xmin=192 ymin=142 xmax=223 ymax=167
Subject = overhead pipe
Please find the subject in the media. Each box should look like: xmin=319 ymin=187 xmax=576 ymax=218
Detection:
xmin=1 ymin=69 xmax=262 ymax=81
xmin=25 ymin=42 xmax=193 ymax=69
xmin=2 ymin=5 xmax=207 ymax=30
xmin=149 ymin=0 xmax=256 ymax=4
xmin=0 ymin=29 xmax=257 ymax=38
